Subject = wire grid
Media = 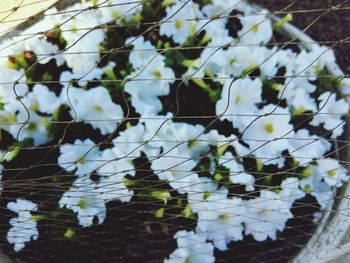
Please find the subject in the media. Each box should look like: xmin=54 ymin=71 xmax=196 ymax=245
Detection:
xmin=0 ymin=0 xmax=349 ymax=262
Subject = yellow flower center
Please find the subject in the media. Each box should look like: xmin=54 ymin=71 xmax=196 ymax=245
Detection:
xmin=77 ymin=198 xmax=87 ymax=209
xmin=264 ymin=123 xmax=274 ymax=134
xmin=304 ymin=185 xmax=312 ymax=194
xmin=203 ymin=192 xmax=211 ymax=200
xmin=327 ymin=169 xmax=336 ymax=177
xmin=76 ymin=156 xmax=86 ymax=164
xmin=258 ymin=208 xmax=269 ymax=217
xmin=27 ymin=122 xmax=37 ymax=131
xmin=252 ymin=24 xmax=259 ymax=33
xmin=94 ymin=105 xmax=103 ymax=112
xmin=31 ymin=102 xmax=40 ymax=112
xmin=152 ymin=70 xmax=162 ymax=78
xmin=175 ymin=20 xmax=183 ymax=29
xmin=235 ymin=95 xmax=241 ymax=104
xmin=218 ymin=214 xmax=230 ymax=221
xmin=187 ymin=139 xmax=197 ymax=148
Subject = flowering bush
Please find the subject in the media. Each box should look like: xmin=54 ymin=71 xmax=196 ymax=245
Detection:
xmin=0 ymin=0 xmax=349 ymax=262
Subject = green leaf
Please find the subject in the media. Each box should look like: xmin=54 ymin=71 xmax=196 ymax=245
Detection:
xmin=6 ymin=58 xmax=18 ymax=70
xmin=192 ymin=78 xmax=210 ymax=90
xmin=304 ymin=185 xmax=312 ymax=194
xmin=64 ymin=228 xmax=75 ymax=239
xmin=271 ymin=83 xmax=283 ymax=91
xmin=273 ymin=13 xmax=293 ymax=30
xmin=181 ymin=59 xmax=200 ymax=68
xmin=292 ymin=107 xmax=307 ymax=116
xmin=161 ymin=0 xmax=175 ymax=7
xmin=122 ymin=177 xmax=135 ymax=187
xmin=263 ymin=175 xmax=273 ymax=185
xmin=155 ymin=208 xmax=165 ymax=219
xmin=216 ymin=144 xmax=228 ymax=157
xmin=302 ymin=166 xmax=313 ymax=179
xmin=182 ymin=204 xmax=195 ymax=218
xmin=31 ymin=215 xmax=46 ymax=222
xmin=256 ymin=158 xmax=263 ymax=172
xmin=151 ymin=190 xmax=171 ymax=205
xmin=214 ymin=173 xmax=223 ymax=182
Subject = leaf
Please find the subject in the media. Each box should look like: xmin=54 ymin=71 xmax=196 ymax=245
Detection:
xmin=273 ymin=13 xmax=293 ymax=30
xmin=155 ymin=208 xmax=165 ymax=219
xmin=182 ymin=204 xmax=195 ymax=219
xmin=64 ymin=228 xmax=75 ymax=239
xmin=151 ymin=190 xmax=171 ymax=205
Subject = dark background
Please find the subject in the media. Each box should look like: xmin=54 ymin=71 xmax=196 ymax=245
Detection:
xmin=255 ymin=0 xmax=350 ymax=73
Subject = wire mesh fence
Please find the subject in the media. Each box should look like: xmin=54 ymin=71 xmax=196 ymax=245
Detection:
xmin=0 ymin=0 xmax=349 ymax=262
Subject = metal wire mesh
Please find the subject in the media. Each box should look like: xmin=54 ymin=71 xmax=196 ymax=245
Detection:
xmin=0 ymin=0 xmax=349 ymax=262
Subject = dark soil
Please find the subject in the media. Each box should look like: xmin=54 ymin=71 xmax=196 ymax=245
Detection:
xmin=255 ymin=0 xmax=350 ymax=73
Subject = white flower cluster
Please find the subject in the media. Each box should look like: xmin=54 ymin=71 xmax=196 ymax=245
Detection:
xmin=7 ymin=199 xmax=39 ymax=252
xmin=0 ymin=0 xmax=349 ymax=261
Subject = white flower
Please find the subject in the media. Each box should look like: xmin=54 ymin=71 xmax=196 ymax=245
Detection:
xmin=187 ymin=177 xmax=218 ymax=208
xmin=310 ymin=92 xmax=349 ymax=139
xmin=216 ymin=78 xmax=262 ymax=131
xmin=143 ymin=116 xmax=214 ymax=158
xmin=222 ymin=46 xmax=280 ymax=78
xmin=7 ymin=199 xmax=38 ymax=252
xmin=216 ymin=134 xmax=250 ymax=160
xmin=0 ymin=59 xmax=28 ymax=104
xmin=188 ymin=183 xmax=228 ymax=214
xmin=58 ymin=139 xmax=101 ymax=176
xmin=97 ymin=0 xmax=142 ymax=23
xmin=316 ymin=158 xmax=348 ymax=187
xmin=8 ymin=108 xmax=50 ymax=146
xmin=60 ymin=7 xmax=104 ymax=45
xmin=242 ymin=104 xmax=294 ymax=166
xmin=26 ymin=84 xmax=62 ymax=114
xmin=125 ymin=56 xmax=175 ymax=116
xmin=112 ymin=124 xmax=145 ymax=158
xmin=24 ymin=37 xmax=64 ymax=66
xmin=64 ymin=86 xmax=124 ymax=135
xmin=202 ymin=0 xmax=244 ymax=17
xmin=97 ymin=148 xmax=135 ymax=178
xmin=198 ymin=20 xmax=233 ymax=46
xmin=151 ymin=152 xmax=198 ymax=194
xmin=126 ymin=36 xmax=157 ymax=70
xmin=238 ymin=11 xmax=273 ymax=44
xmin=219 ymin=152 xmax=255 ymax=191
xmin=288 ymin=129 xmax=331 ymax=166
xmin=187 ymin=47 xmax=227 ymax=83
xmin=160 ymin=0 xmax=200 ymax=44
xmin=299 ymin=167 xmax=333 ymax=209
xmin=339 ymin=78 xmax=350 ymax=99
xmin=280 ymin=177 xmax=305 ymax=209
xmin=60 ymin=67 xmax=103 ymax=88
xmin=60 ymin=8 xmax=105 ymax=79
xmin=169 ymin=122 xmax=213 ymax=158
xmin=165 ymin=230 xmax=215 ymax=263
xmin=245 ymin=190 xmax=293 ymax=241
xmin=289 ymin=46 xmax=335 ymax=81
xmin=196 ymin=197 xmax=246 ymax=250
xmin=59 ymin=176 xmax=106 ymax=227
xmin=279 ymin=76 xmax=318 ymax=112
xmin=98 ymin=173 xmax=134 ymax=203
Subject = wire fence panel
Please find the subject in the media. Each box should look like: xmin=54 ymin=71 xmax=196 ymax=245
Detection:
xmin=0 ymin=0 xmax=349 ymax=262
